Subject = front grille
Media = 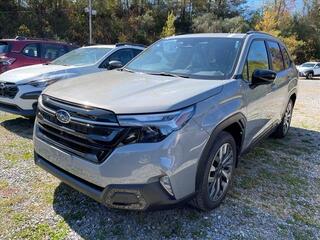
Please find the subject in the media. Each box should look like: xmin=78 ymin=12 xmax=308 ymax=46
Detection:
xmin=0 ymin=82 xmax=18 ymax=99
xmin=36 ymin=95 xmax=128 ymax=163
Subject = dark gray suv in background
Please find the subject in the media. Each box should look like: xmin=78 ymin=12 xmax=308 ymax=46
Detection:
xmin=33 ymin=32 xmax=298 ymax=211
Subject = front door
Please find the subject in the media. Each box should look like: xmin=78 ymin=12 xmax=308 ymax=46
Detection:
xmin=242 ymin=40 xmax=275 ymax=148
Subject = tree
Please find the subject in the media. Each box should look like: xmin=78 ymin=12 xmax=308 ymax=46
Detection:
xmin=161 ymin=11 xmax=175 ymax=38
xmin=17 ymin=24 xmax=31 ymax=37
xmin=255 ymin=7 xmax=304 ymax=59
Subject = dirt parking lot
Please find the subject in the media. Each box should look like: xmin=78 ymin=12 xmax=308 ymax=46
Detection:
xmin=0 ymin=79 xmax=319 ymax=240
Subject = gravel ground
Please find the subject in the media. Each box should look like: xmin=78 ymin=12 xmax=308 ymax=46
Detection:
xmin=0 ymin=79 xmax=319 ymax=240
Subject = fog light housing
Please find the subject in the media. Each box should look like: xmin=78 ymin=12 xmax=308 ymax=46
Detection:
xmin=160 ymin=175 xmax=174 ymax=197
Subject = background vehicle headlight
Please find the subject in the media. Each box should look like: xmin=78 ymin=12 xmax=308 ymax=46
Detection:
xmin=118 ymin=106 xmax=195 ymax=144
xmin=28 ymin=77 xmax=62 ymax=88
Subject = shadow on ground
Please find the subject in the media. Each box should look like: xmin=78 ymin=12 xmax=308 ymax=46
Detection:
xmin=0 ymin=117 xmax=34 ymax=139
xmin=51 ymin=126 xmax=320 ymax=239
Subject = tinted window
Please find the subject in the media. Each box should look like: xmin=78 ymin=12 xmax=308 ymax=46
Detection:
xmin=41 ymin=43 xmax=67 ymax=60
xmin=268 ymin=41 xmax=284 ymax=72
xmin=244 ymin=40 xmax=269 ymax=81
xmin=126 ymin=37 xmax=243 ymax=80
xmin=22 ymin=44 xmax=39 ymax=57
xmin=132 ymin=48 xmax=143 ymax=57
xmin=0 ymin=42 xmax=11 ymax=53
xmin=109 ymin=49 xmax=134 ymax=65
xmin=280 ymin=45 xmax=291 ymax=69
xmin=101 ymin=49 xmax=135 ymax=69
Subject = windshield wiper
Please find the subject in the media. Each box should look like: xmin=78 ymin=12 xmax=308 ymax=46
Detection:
xmin=147 ymin=72 xmax=189 ymax=78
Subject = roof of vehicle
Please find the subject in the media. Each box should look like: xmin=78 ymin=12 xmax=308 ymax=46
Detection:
xmin=1 ymin=38 xmax=72 ymax=45
xmin=167 ymin=33 xmax=247 ymax=39
xmin=166 ymin=31 xmax=279 ymax=40
xmin=83 ymin=43 xmax=145 ymax=49
xmin=82 ymin=44 xmax=116 ymax=49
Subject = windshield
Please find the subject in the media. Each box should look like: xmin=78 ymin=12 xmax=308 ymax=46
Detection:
xmin=0 ymin=42 xmax=11 ymax=54
xmin=301 ymin=63 xmax=316 ymax=68
xmin=51 ymin=47 xmax=113 ymax=66
xmin=125 ymin=37 xmax=243 ymax=79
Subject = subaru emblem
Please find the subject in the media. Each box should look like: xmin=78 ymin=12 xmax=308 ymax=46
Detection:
xmin=56 ymin=109 xmax=71 ymax=124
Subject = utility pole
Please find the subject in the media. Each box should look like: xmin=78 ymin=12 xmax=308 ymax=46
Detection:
xmin=85 ymin=0 xmax=96 ymax=45
xmin=88 ymin=0 xmax=92 ymax=45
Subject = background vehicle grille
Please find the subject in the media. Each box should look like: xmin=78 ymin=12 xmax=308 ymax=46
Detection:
xmin=0 ymin=82 xmax=18 ymax=99
xmin=36 ymin=95 xmax=128 ymax=163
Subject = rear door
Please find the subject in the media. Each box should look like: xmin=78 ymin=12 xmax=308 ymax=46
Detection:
xmin=266 ymin=41 xmax=289 ymax=122
xmin=242 ymin=39 xmax=275 ymax=147
xmin=40 ymin=43 xmax=68 ymax=62
xmin=19 ymin=43 xmax=42 ymax=66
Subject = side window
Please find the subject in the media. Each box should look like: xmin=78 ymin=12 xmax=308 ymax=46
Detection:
xmin=243 ymin=40 xmax=269 ymax=81
xmin=41 ymin=44 xmax=67 ymax=60
xmin=132 ymin=48 xmax=143 ymax=57
xmin=100 ymin=49 xmax=134 ymax=69
xmin=267 ymin=41 xmax=285 ymax=72
xmin=280 ymin=45 xmax=291 ymax=69
xmin=22 ymin=44 xmax=39 ymax=58
xmin=315 ymin=63 xmax=320 ymax=69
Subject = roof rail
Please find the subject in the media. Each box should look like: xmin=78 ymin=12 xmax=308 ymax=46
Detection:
xmin=115 ymin=42 xmax=146 ymax=48
xmin=246 ymin=31 xmax=275 ymax=38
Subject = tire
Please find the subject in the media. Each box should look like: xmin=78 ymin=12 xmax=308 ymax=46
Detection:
xmin=306 ymin=72 xmax=313 ymax=79
xmin=273 ymin=99 xmax=293 ymax=138
xmin=191 ymin=131 xmax=237 ymax=211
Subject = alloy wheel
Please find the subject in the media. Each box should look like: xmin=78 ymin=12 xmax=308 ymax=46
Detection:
xmin=283 ymin=101 xmax=293 ymax=134
xmin=207 ymin=143 xmax=233 ymax=201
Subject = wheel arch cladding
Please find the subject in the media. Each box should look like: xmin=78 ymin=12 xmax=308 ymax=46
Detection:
xmin=290 ymin=93 xmax=297 ymax=106
xmin=194 ymin=113 xmax=246 ymax=191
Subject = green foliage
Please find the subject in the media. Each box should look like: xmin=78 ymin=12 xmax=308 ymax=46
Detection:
xmin=161 ymin=11 xmax=175 ymax=38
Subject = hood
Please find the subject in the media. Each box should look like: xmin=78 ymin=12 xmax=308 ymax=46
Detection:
xmin=44 ymin=70 xmax=227 ymax=114
xmin=0 ymin=64 xmax=86 ymax=84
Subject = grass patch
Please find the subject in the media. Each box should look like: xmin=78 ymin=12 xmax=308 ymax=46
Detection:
xmin=238 ymin=176 xmax=257 ymax=189
xmin=292 ymin=212 xmax=318 ymax=227
xmin=0 ymin=179 xmax=9 ymax=189
xmin=14 ymin=220 xmax=69 ymax=240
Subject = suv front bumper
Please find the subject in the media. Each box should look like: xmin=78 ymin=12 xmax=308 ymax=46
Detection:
xmin=0 ymin=84 xmax=42 ymax=116
xmin=33 ymin=115 xmax=209 ymax=210
xmin=35 ymin=153 xmax=194 ymax=210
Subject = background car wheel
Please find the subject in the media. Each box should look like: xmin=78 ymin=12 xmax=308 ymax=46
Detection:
xmin=191 ymin=131 xmax=237 ymax=211
xmin=306 ymin=72 xmax=313 ymax=79
xmin=273 ymin=99 xmax=293 ymax=138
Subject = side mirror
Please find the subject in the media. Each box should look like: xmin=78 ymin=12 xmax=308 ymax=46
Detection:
xmin=108 ymin=60 xmax=123 ymax=70
xmin=251 ymin=69 xmax=276 ymax=87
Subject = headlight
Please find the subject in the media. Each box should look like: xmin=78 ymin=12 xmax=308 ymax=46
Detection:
xmin=118 ymin=106 xmax=195 ymax=144
xmin=28 ymin=77 xmax=62 ymax=88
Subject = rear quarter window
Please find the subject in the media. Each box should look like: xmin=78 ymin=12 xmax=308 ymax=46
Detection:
xmin=267 ymin=41 xmax=285 ymax=72
xmin=280 ymin=45 xmax=292 ymax=69
xmin=0 ymin=42 xmax=12 ymax=53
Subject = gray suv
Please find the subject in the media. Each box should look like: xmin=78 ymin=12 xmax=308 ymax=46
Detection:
xmin=33 ymin=32 xmax=298 ymax=211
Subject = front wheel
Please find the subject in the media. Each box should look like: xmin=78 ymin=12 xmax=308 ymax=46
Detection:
xmin=273 ymin=99 xmax=293 ymax=138
xmin=191 ymin=131 xmax=236 ymax=211
xmin=306 ymin=72 xmax=313 ymax=79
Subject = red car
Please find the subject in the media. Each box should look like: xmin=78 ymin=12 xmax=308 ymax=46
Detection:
xmin=0 ymin=37 xmax=77 ymax=74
